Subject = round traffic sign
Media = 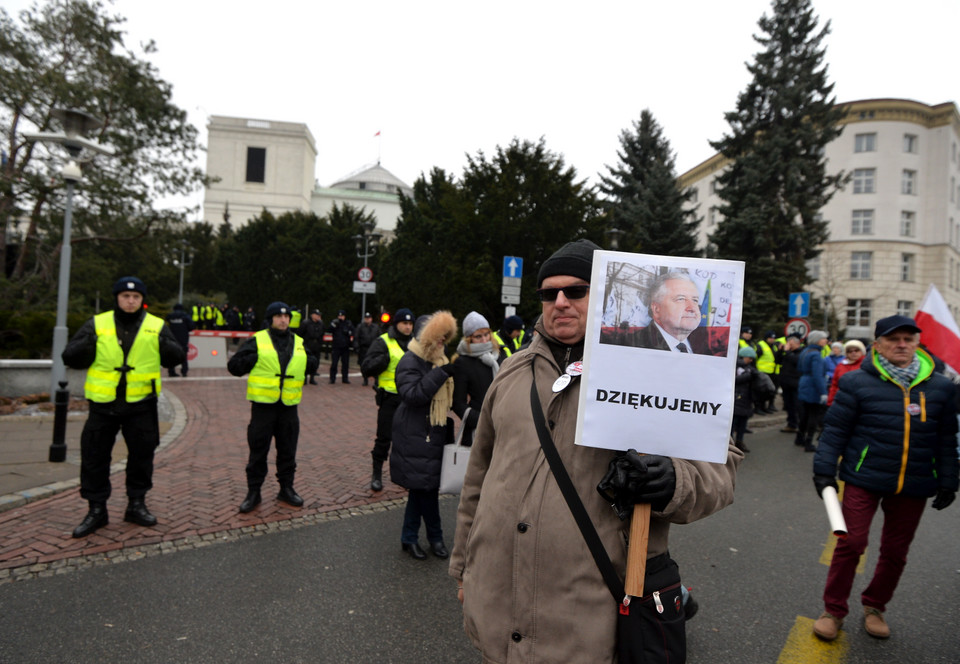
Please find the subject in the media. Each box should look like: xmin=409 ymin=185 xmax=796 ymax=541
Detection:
xmin=358 ymin=267 xmax=373 ymax=282
xmin=785 ymin=318 xmax=810 ymax=339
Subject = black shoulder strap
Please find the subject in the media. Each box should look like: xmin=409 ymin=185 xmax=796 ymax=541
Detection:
xmin=529 ymin=360 xmax=624 ymax=603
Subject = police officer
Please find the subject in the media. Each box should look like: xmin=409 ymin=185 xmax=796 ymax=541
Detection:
xmin=62 ymin=276 xmax=185 ymax=538
xmin=327 ymin=309 xmax=355 ymax=384
xmin=755 ymin=330 xmax=781 ymax=413
xmin=298 ymin=310 xmax=326 ymax=385
xmin=360 ymin=308 xmax=414 ymax=491
xmin=354 ymin=312 xmax=380 ymax=387
xmin=228 ymin=301 xmax=318 ymax=513
xmin=493 ymin=315 xmax=525 ymax=360
xmin=165 ymin=303 xmax=195 ymax=377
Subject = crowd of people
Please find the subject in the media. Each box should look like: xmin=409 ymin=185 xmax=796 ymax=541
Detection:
xmin=60 ymin=250 xmax=959 ymax=661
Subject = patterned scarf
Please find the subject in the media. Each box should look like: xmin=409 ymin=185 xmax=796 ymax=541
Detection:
xmin=876 ymin=351 xmax=920 ymax=387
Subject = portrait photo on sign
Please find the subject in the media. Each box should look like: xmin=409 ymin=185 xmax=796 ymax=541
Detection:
xmin=598 ymin=260 xmax=740 ymax=358
xmin=577 ymin=251 xmax=745 ymax=463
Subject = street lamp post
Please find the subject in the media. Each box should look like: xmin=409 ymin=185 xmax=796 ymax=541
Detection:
xmin=24 ymin=109 xmax=114 ymax=461
xmin=353 ymin=220 xmax=382 ymax=319
xmin=175 ymin=239 xmax=192 ymax=304
xmin=605 ymin=227 xmax=625 ymax=250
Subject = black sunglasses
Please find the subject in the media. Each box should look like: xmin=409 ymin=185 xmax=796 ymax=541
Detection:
xmin=536 ymin=285 xmax=590 ymax=302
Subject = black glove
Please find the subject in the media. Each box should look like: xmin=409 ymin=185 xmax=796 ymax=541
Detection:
xmin=932 ymin=489 xmax=956 ymax=510
xmin=597 ymin=449 xmax=676 ymax=519
xmin=813 ymin=474 xmax=838 ymax=499
xmin=439 ymin=363 xmax=456 ymax=376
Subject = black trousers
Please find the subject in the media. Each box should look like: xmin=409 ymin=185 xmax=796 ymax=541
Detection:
xmin=79 ymin=399 xmax=160 ymax=503
xmin=246 ymin=402 xmax=300 ymax=489
xmin=781 ymin=385 xmax=799 ymax=428
xmin=796 ymin=401 xmax=826 ymax=447
xmin=329 ymin=347 xmax=350 ymax=382
xmin=371 ymin=391 xmax=401 ymax=463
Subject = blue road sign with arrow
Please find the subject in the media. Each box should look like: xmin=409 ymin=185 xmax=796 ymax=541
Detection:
xmin=503 ymin=256 xmax=523 ymax=278
xmin=789 ymin=292 xmax=810 ymax=318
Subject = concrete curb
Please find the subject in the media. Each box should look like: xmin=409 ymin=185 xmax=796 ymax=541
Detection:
xmin=0 ymin=390 xmax=187 ymax=513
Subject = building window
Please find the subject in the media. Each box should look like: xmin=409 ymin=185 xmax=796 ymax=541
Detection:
xmin=952 ymin=177 xmax=956 ymax=203
xmin=358 ymin=182 xmax=366 ymax=190
xmin=903 ymin=134 xmax=918 ymax=153
xmin=900 ymin=253 xmax=914 ymax=282
xmin=690 ymin=187 xmax=698 ymax=203
xmin=846 ymin=299 xmax=871 ymax=327
xmin=851 ymin=209 xmax=874 ymax=235
xmin=710 ymin=179 xmax=718 ymax=194
xmin=806 ymin=255 xmax=820 ymax=281
xmin=854 ymin=133 xmax=877 ymax=152
xmin=900 ymin=211 xmax=915 ymax=237
xmin=709 ymin=207 xmax=717 ymax=226
xmin=851 ymin=251 xmax=872 ymax=279
xmin=901 ymin=170 xmax=916 ymax=195
xmin=896 ymin=300 xmax=913 ymax=317
xmin=245 ymin=147 xmax=266 ymax=183
xmin=853 ymin=168 xmax=875 ymax=194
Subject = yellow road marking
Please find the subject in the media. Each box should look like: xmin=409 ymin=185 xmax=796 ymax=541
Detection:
xmin=819 ymin=534 xmax=867 ymax=573
xmin=776 ymin=616 xmax=849 ymax=663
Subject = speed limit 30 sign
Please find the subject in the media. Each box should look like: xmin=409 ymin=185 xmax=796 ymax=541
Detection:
xmin=357 ymin=267 xmax=373 ymax=282
xmin=785 ymin=318 xmax=810 ymax=339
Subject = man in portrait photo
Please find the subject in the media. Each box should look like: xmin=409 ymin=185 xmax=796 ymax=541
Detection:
xmin=633 ymin=270 xmax=712 ymax=355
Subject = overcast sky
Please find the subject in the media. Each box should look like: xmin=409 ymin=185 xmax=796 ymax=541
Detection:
xmin=8 ymin=0 xmax=960 ymax=215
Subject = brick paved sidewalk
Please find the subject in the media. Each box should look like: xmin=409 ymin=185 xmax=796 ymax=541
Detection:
xmin=0 ymin=367 xmax=407 ymax=579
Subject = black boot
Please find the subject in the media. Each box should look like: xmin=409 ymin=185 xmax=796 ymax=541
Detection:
xmin=735 ymin=439 xmax=750 ymax=453
xmin=72 ymin=502 xmax=108 ymax=538
xmin=370 ymin=461 xmax=383 ymax=492
xmin=124 ymin=498 xmax=158 ymax=527
xmin=277 ymin=485 xmax=304 ymax=507
xmin=239 ymin=489 xmax=262 ymax=513
xmin=309 ymin=376 xmax=317 ymax=385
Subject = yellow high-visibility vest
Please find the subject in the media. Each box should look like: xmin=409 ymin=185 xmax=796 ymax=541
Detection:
xmin=756 ymin=339 xmax=776 ymax=374
xmin=377 ymin=333 xmax=404 ymax=394
xmin=84 ymin=311 xmax=163 ymax=403
xmin=246 ymin=330 xmax=306 ymax=405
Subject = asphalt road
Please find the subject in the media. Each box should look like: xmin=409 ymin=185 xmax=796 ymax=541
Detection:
xmin=1 ymin=426 xmax=958 ymax=663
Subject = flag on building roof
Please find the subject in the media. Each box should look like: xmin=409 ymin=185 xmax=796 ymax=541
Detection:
xmin=915 ymin=283 xmax=960 ymax=373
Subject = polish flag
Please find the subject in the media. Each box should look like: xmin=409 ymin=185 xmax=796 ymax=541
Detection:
xmin=915 ymin=283 xmax=960 ymax=373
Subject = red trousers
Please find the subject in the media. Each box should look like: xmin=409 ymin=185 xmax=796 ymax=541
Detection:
xmin=823 ymin=483 xmax=927 ymax=619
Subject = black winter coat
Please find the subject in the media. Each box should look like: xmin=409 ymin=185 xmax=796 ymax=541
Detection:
xmin=814 ymin=351 xmax=959 ymax=497
xmin=389 ymin=352 xmax=451 ymax=491
xmin=452 ymin=355 xmax=496 ymax=446
xmin=776 ymin=347 xmax=803 ymax=389
xmin=733 ymin=360 xmax=760 ymax=417
xmin=327 ymin=318 xmax=355 ymax=349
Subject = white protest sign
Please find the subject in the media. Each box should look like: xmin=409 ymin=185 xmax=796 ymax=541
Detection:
xmin=575 ymin=251 xmax=745 ymax=463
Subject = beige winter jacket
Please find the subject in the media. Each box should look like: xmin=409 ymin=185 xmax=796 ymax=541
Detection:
xmin=450 ymin=323 xmax=742 ymax=663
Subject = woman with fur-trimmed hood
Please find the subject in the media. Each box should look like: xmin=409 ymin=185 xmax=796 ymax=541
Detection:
xmin=390 ymin=310 xmax=458 ymax=560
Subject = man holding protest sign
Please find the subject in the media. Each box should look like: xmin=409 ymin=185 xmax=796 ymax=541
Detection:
xmin=450 ymin=240 xmax=742 ymax=663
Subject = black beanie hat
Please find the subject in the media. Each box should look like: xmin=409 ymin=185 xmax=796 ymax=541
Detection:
xmin=537 ymin=239 xmax=600 ymax=288
xmin=265 ymin=301 xmax=290 ymax=319
xmin=112 ymin=276 xmax=147 ymax=297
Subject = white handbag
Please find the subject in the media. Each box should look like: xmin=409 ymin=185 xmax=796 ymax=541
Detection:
xmin=439 ymin=408 xmax=472 ymax=494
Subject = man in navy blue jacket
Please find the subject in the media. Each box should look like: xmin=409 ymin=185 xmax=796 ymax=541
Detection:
xmin=811 ymin=315 xmax=959 ymax=642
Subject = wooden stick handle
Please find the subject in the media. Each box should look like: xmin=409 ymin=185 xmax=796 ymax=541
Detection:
xmin=624 ymin=503 xmax=651 ymax=597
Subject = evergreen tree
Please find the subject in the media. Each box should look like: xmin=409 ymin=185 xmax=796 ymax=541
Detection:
xmin=708 ymin=0 xmax=846 ymax=331
xmin=599 ymin=109 xmax=700 ymax=257
xmin=379 ymin=140 xmax=603 ymax=323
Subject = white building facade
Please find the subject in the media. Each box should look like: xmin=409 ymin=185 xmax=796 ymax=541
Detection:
xmin=202 ymin=115 xmax=411 ymax=233
xmin=679 ymin=99 xmax=960 ymax=339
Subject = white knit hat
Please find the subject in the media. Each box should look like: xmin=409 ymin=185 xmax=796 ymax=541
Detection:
xmin=463 ymin=311 xmax=490 ymax=338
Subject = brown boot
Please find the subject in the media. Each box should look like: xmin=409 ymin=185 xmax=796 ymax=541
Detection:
xmin=863 ymin=607 xmax=890 ymax=639
xmin=813 ymin=612 xmax=843 ymax=641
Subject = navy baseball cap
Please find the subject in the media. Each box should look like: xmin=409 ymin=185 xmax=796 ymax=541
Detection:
xmin=874 ymin=315 xmax=921 ymax=338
